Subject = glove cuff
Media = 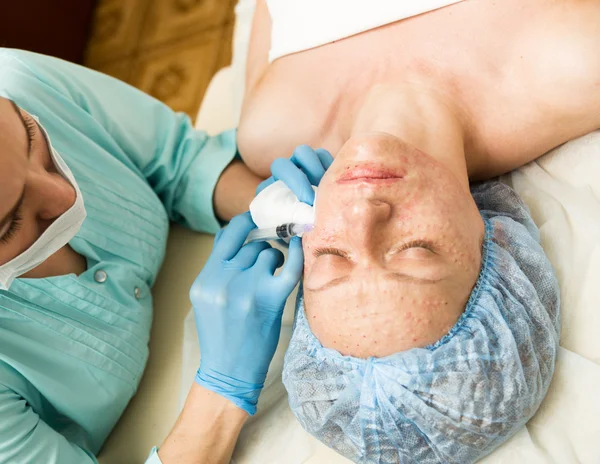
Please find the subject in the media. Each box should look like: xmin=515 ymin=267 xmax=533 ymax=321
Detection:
xmin=194 ymin=368 xmax=264 ymax=416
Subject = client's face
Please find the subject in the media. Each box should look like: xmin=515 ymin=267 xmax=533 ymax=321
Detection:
xmin=0 ymin=97 xmax=75 ymax=266
xmin=302 ymin=133 xmax=484 ymax=357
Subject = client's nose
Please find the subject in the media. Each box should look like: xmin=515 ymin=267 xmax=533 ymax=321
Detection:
xmin=31 ymin=171 xmax=76 ymax=222
xmin=343 ymin=198 xmax=392 ymax=225
xmin=343 ymin=199 xmax=392 ymax=249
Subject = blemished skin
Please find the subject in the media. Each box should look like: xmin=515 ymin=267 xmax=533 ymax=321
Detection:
xmin=302 ymin=134 xmax=483 ymax=357
xmin=238 ymin=0 xmax=600 ymax=355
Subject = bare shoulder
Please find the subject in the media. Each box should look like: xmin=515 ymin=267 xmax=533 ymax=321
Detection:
xmin=526 ymin=1 xmax=600 ymax=128
xmin=573 ymin=2 xmax=600 ymax=129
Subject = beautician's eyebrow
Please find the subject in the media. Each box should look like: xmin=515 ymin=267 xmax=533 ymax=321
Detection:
xmin=0 ymin=101 xmax=31 ymax=234
xmin=9 ymin=100 xmax=32 ymax=155
xmin=309 ymin=273 xmax=441 ymax=293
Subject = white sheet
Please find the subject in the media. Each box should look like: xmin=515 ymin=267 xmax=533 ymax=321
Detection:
xmin=266 ymin=0 xmax=465 ymax=62
xmin=186 ymin=2 xmax=600 ymax=462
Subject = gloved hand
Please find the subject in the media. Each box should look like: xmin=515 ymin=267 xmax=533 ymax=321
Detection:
xmin=190 ymin=212 xmax=304 ymax=415
xmin=257 ymin=145 xmax=334 ymax=206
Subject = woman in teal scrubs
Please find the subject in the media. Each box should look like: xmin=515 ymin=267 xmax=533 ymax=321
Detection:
xmin=0 ymin=48 xmax=268 ymax=462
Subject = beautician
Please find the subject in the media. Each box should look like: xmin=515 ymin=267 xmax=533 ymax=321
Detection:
xmin=149 ymin=147 xmax=330 ymax=463
xmin=0 ymin=47 xmax=281 ymax=463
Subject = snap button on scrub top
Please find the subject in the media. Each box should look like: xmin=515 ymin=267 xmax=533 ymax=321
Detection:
xmin=134 ymin=287 xmax=141 ymax=299
xmin=94 ymin=270 xmax=108 ymax=283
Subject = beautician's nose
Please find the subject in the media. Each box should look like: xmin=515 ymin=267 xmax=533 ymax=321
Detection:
xmin=30 ymin=171 xmax=76 ymax=221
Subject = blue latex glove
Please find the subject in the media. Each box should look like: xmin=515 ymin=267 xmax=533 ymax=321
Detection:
xmin=191 ymin=212 xmax=304 ymax=415
xmin=256 ymin=145 xmax=334 ymax=206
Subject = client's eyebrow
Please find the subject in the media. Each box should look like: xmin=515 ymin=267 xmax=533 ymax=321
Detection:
xmin=386 ymin=273 xmax=443 ymax=284
xmin=309 ymin=276 xmax=350 ymax=292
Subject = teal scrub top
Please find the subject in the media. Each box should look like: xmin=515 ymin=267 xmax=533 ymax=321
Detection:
xmin=0 ymin=49 xmax=237 ymax=463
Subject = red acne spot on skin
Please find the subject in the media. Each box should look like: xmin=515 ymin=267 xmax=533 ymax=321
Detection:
xmin=412 ymin=337 xmax=417 ymax=342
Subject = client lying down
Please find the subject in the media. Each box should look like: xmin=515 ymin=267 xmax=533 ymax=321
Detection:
xmin=251 ymin=145 xmax=559 ymax=463
xmin=232 ymin=0 xmax=600 ymax=461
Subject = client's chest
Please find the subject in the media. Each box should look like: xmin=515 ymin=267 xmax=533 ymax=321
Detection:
xmin=239 ymin=1 xmax=600 ymax=180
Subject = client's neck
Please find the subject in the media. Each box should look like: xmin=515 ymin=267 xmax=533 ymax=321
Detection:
xmin=350 ymin=82 xmax=470 ymax=190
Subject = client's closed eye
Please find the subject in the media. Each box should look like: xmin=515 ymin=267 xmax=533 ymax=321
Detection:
xmin=313 ymin=247 xmax=350 ymax=259
xmin=391 ymin=240 xmax=436 ymax=256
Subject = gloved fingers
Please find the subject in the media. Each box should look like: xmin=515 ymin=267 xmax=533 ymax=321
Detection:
xmin=228 ymin=241 xmax=271 ymax=269
xmin=256 ymin=176 xmax=275 ymax=195
xmin=273 ymin=237 xmax=304 ymax=297
xmin=291 ymin=145 xmax=327 ymax=186
xmin=212 ymin=212 xmax=256 ymax=261
xmin=271 ymin=157 xmax=315 ymax=206
xmin=213 ymin=228 xmax=225 ymax=249
xmin=315 ymin=148 xmax=334 ymax=171
xmin=252 ymin=247 xmax=285 ymax=275
xmin=275 ymin=238 xmax=289 ymax=249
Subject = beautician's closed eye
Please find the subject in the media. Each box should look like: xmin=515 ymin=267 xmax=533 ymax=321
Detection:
xmin=0 ymin=102 xmax=72 ymax=265
xmin=0 ymin=106 xmax=39 ymax=246
xmin=0 ymin=199 xmax=24 ymax=245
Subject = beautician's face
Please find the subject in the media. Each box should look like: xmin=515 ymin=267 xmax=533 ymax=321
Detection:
xmin=302 ymin=133 xmax=484 ymax=357
xmin=0 ymin=97 xmax=75 ymax=267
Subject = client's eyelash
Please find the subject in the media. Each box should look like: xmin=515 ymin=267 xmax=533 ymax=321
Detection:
xmin=396 ymin=240 xmax=435 ymax=253
xmin=313 ymin=247 xmax=348 ymax=258
xmin=0 ymin=210 xmax=23 ymax=245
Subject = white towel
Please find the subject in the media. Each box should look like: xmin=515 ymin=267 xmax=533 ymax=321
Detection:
xmin=250 ymin=180 xmax=316 ymax=229
xmin=266 ymin=0 xmax=466 ymax=62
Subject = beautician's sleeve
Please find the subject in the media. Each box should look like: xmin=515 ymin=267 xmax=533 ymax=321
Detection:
xmin=0 ymin=386 xmax=97 ymax=463
xmin=0 ymin=49 xmax=237 ymax=234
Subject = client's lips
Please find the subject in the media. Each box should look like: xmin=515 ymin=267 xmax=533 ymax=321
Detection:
xmin=337 ymin=167 xmax=404 ymax=184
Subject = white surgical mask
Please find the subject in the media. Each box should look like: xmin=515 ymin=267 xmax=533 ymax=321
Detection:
xmin=0 ymin=114 xmax=87 ymax=291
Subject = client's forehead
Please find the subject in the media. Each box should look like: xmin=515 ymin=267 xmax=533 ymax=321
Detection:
xmin=304 ymin=275 xmax=468 ymax=356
